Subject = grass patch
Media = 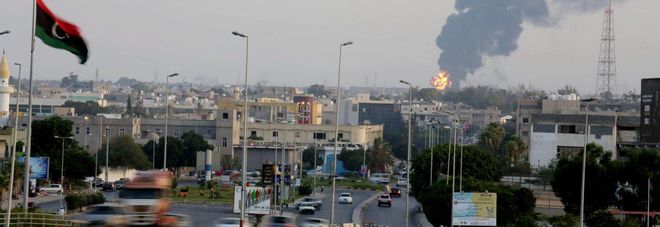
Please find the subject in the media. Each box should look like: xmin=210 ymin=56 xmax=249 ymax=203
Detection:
xmin=170 ymin=186 xmax=234 ymax=205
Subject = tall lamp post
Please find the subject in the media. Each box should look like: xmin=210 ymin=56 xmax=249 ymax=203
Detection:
xmin=6 ymin=62 xmax=22 ymax=226
xmin=104 ymin=127 xmax=110 ymax=183
xmin=330 ymin=41 xmax=353 ymax=226
xmin=579 ymin=98 xmax=596 ymax=227
xmin=232 ymin=30 xmax=249 ymax=227
xmin=399 ymin=79 xmax=413 ymax=227
xmin=54 ymin=136 xmax=73 ymax=213
xmin=163 ymin=73 xmax=179 ymax=170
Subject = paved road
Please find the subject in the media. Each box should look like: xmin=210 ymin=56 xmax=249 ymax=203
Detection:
xmin=362 ymin=188 xmax=421 ymax=227
xmin=287 ymin=189 xmax=377 ymax=226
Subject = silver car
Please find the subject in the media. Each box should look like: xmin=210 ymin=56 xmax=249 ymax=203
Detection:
xmin=70 ymin=204 xmax=128 ymax=226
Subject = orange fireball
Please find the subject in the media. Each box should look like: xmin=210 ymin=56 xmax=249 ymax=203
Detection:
xmin=430 ymin=71 xmax=451 ymax=90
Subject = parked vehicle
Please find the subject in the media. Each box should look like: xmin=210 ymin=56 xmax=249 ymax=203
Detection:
xmin=377 ymin=194 xmax=392 ymax=207
xmin=39 ymin=184 xmax=63 ymax=194
xmin=300 ymin=218 xmax=329 ymax=227
xmin=114 ymin=180 xmax=125 ymax=190
xmin=102 ymin=182 xmax=116 ymax=191
xmin=338 ymin=192 xmax=353 ymax=204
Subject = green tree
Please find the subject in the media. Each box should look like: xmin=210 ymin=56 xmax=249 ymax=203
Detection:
xmin=180 ymin=130 xmax=214 ymax=167
xmin=302 ymin=148 xmax=323 ymax=170
xmin=306 ymin=84 xmax=329 ymax=98
xmin=504 ymin=136 xmax=528 ymax=167
xmin=551 ymin=143 xmax=618 ymax=217
xmin=31 ymin=116 xmax=97 ymax=183
xmin=366 ymin=138 xmax=394 ymax=172
xmin=142 ymin=136 xmax=184 ymax=170
xmin=615 ymin=149 xmax=659 ymax=213
xmin=479 ymin=123 xmax=505 ymax=156
xmin=98 ymin=135 xmax=151 ymax=177
xmin=63 ymin=100 xmax=107 ymax=115
xmin=338 ymin=148 xmax=364 ymax=172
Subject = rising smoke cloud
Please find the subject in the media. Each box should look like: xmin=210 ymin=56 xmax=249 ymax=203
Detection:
xmin=436 ymin=0 xmax=621 ymax=89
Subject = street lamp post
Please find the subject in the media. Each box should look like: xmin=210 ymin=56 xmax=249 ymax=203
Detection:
xmin=446 ymin=124 xmax=452 ymax=185
xmin=6 ymin=62 xmax=22 ymax=226
xmin=54 ymin=136 xmax=73 ymax=214
xmin=459 ymin=128 xmax=464 ymax=192
xmin=163 ymin=73 xmax=179 ymax=170
xmin=104 ymin=127 xmax=110 ymax=183
xmin=399 ymin=79 xmax=413 ymax=227
xmin=232 ymin=30 xmax=249 ymax=227
xmin=579 ymin=98 xmax=595 ymax=227
xmin=330 ymin=41 xmax=353 ymax=226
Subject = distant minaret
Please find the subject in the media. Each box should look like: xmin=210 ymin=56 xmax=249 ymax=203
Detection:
xmin=0 ymin=53 xmax=15 ymax=127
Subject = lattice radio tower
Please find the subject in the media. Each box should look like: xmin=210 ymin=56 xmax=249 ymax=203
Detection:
xmin=596 ymin=0 xmax=617 ymax=98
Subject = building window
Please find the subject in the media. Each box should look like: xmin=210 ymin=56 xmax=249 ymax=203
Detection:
xmin=295 ymin=132 xmax=300 ymax=138
xmin=222 ymin=112 xmax=229 ymax=119
xmin=86 ymin=127 xmax=90 ymax=135
xmin=207 ymin=129 xmax=213 ymax=136
xmin=222 ymin=137 xmax=228 ymax=147
xmin=559 ymin=125 xmax=577 ymax=134
xmin=338 ymin=133 xmax=344 ymax=139
xmin=251 ymin=131 xmax=257 ymax=136
xmin=119 ymin=128 xmax=125 ymax=135
xmin=313 ymin=132 xmax=326 ymax=140
xmin=557 ymin=146 xmax=582 ymax=159
xmin=174 ymin=129 xmax=179 ymax=137
xmin=75 ymin=127 xmax=80 ymax=134
xmin=273 ymin=131 xmax=279 ymax=137
xmin=522 ymin=118 xmax=529 ymax=124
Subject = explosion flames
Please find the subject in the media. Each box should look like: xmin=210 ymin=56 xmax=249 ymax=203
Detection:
xmin=430 ymin=71 xmax=451 ymax=90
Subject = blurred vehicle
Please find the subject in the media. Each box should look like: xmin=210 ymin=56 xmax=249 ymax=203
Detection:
xmin=390 ymin=187 xmax=401 ymax=197
xmin=39 ymin=184 xmax=63 ymax=194
xmin=257 ymin=215 xmax=295 ymax=227
xmin=70 ymin=204 xmax=129 ymax=226
xmin=369 ymin=173 xmax=391 ymax=184
xmin=197 ymin=175 xmax=207 ymax=184
xmin=119 ymin=171 xmax=175 ymax=226
xmin=215 ymin=217 xmax=253 ymax=227
xmin=300 ymin=217 xmax=329 ymax=227
xmin=165 ymin=213 xmax=191 ymax=227
xmin=338 ymin=192 xmax=353 ymax=204
xmin=102 ymin=182 xmax=116 ymax=191
xmin=114 ymin=180 xmax=125 ymax=190
xmin=298 ymin=202 xmax=316 ymax=215
xmin=377 ymin=194 xmax=392 ymax=207
xmin=246 ymin=169 xmax=261 ymax=177
xmin=397 ymin=178 xmax=407 ymax=187
xmin=93 ymin=179 xmax=105 ymax=187
xmin=297 ymin=197 xmax=322 ymax=210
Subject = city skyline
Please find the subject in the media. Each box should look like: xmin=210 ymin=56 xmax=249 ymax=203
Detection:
xmin=1 ymin=0 xmax=658 ymax=93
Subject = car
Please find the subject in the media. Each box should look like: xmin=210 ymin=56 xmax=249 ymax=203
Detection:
xmin=298 ymin=197 xmax=322 ymax=210
xmin=377 ymin=194 xmax=392 ymax=207
xmin=215 ymin=217 xmax=253 ymax=227
xmin=93 ymin=179 xmax=105 ymax=187
xmin=114 ymin=180 xmax=125 ymax=189
xmin=257 ymin=215 xmax=295 ymax=227
xmin=39 ymin=184 xmax=63 ymax=194
xmin=298 ymin=202 xmax=316 ymax=215
xmin=70 ymin=204 xmax=129 ymax=226
xmin=338 ymin=192 xmax=353 ymax=204
xmin=300 ymin=218 xmax=329 ymax=227
xmin=397 ymin=178 xmax=408 ymax=187
xmin=102 ymin=182 xmax=116 ymax=191
xmin=246 ymin=169 xmax=261 ymax=177
xmin=390 ymin=187 xmax=402 ymax=197
xmin=369 ymin=173 xmax=391 ymax=184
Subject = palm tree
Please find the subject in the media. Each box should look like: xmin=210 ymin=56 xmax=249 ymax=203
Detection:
xmin=505 ymin=136 xmax=528 ymax=167
xmin=367 ymin=138 xmax=394 ymax=173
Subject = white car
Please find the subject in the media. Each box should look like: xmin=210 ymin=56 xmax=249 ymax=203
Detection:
xmin=338 ymin=192 xmax=353 ymax=204
xmin=39 ymin=184 xmax=63 ymax=194
xmin=397 ymin=178 xmax=408 ymax=187
xmin=215 ymin=218 xmax=252 ymax=227
xmin=298 ymin=202 xmax=316 ymax=215
xmin=300 ymin=217 xmax=329 ymax=227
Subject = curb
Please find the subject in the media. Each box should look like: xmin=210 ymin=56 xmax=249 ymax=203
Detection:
xmin=351 ymin=192 xmax=380 ymax=224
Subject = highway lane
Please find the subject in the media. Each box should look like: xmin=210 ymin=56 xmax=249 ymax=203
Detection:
xmin=362 ymin=188 xmax=421 ymax=227
xmin=288 ymin=188 xmax=377 ymax=226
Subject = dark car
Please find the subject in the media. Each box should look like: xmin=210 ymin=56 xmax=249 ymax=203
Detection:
xmin=102 ymin=182 xmax=115 ymax=191
xmin=114 ymin=180 xmax=125 ymax=190
xmin=390 ymin=187 xmax=401 ymax=197
xmin=377 ymin=194 xmax=392 ymax=207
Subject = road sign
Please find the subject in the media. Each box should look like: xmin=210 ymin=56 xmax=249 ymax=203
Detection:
xmin=17 ymin=156 xmax=49 ymax=180
xmin=452 ymin=192 xmax=497 ymax=226
xmin=262 ymin=164 xmax=275 ymax=185
xmin=360 ymin=165 xmax=368 ymax=175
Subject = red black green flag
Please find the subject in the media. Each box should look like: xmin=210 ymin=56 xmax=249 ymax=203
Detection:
xmin=36 ymin=0 xmax=89 ymax=64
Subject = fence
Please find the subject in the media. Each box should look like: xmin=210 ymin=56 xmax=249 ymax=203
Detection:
xmin=0 ymin=213 xmax=72 ymax=226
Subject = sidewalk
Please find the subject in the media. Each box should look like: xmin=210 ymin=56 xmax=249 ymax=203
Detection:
xmin=1 ymin=194 xmax=62 ymax=210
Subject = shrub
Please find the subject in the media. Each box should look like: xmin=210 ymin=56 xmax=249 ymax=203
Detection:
xmin=66 ymin=192 xmax=105 ymax=211
xmin=298 ymin=184 xmax=313 ymax=196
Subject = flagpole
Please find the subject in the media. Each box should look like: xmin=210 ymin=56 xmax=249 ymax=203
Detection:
xmin=23 ymin=0 xmax=37 ymax=212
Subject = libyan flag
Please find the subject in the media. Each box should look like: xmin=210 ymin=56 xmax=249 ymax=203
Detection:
xmin=36 ymin=0 xmax=88 ymax=64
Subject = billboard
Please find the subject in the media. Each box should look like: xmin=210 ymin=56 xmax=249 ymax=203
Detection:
xmin=261 ymin=164 xmax=275 ymax=185
xmin=17 ymin=156 xmax=49 ymax=180
xmin=233 ymin=186 xmax=271 ymax=215
xmin=640 ymin=78 xmax=660 ymax=143
xmin=452 ymin=192 xmax=497 ymax=226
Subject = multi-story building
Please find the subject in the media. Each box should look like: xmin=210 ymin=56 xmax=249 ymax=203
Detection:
xmin=640 ymin=78 xmax=660 ymax=144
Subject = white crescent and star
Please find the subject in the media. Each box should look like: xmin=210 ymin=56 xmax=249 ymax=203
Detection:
xmin=51 ymin=22 xmax=69 ymax=40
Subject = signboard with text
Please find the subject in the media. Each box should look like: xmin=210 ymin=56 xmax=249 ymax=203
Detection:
xmin=233 ymin=186 xmax=271 ymax=215
xmin=452 ymin=192 xmax=497 ymax=226
xmin=17 ymin=156 xmax=49 ymax=180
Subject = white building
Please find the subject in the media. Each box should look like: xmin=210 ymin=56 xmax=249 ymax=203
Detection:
xmin=0 ymin=53 xmax=15 ymax=127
